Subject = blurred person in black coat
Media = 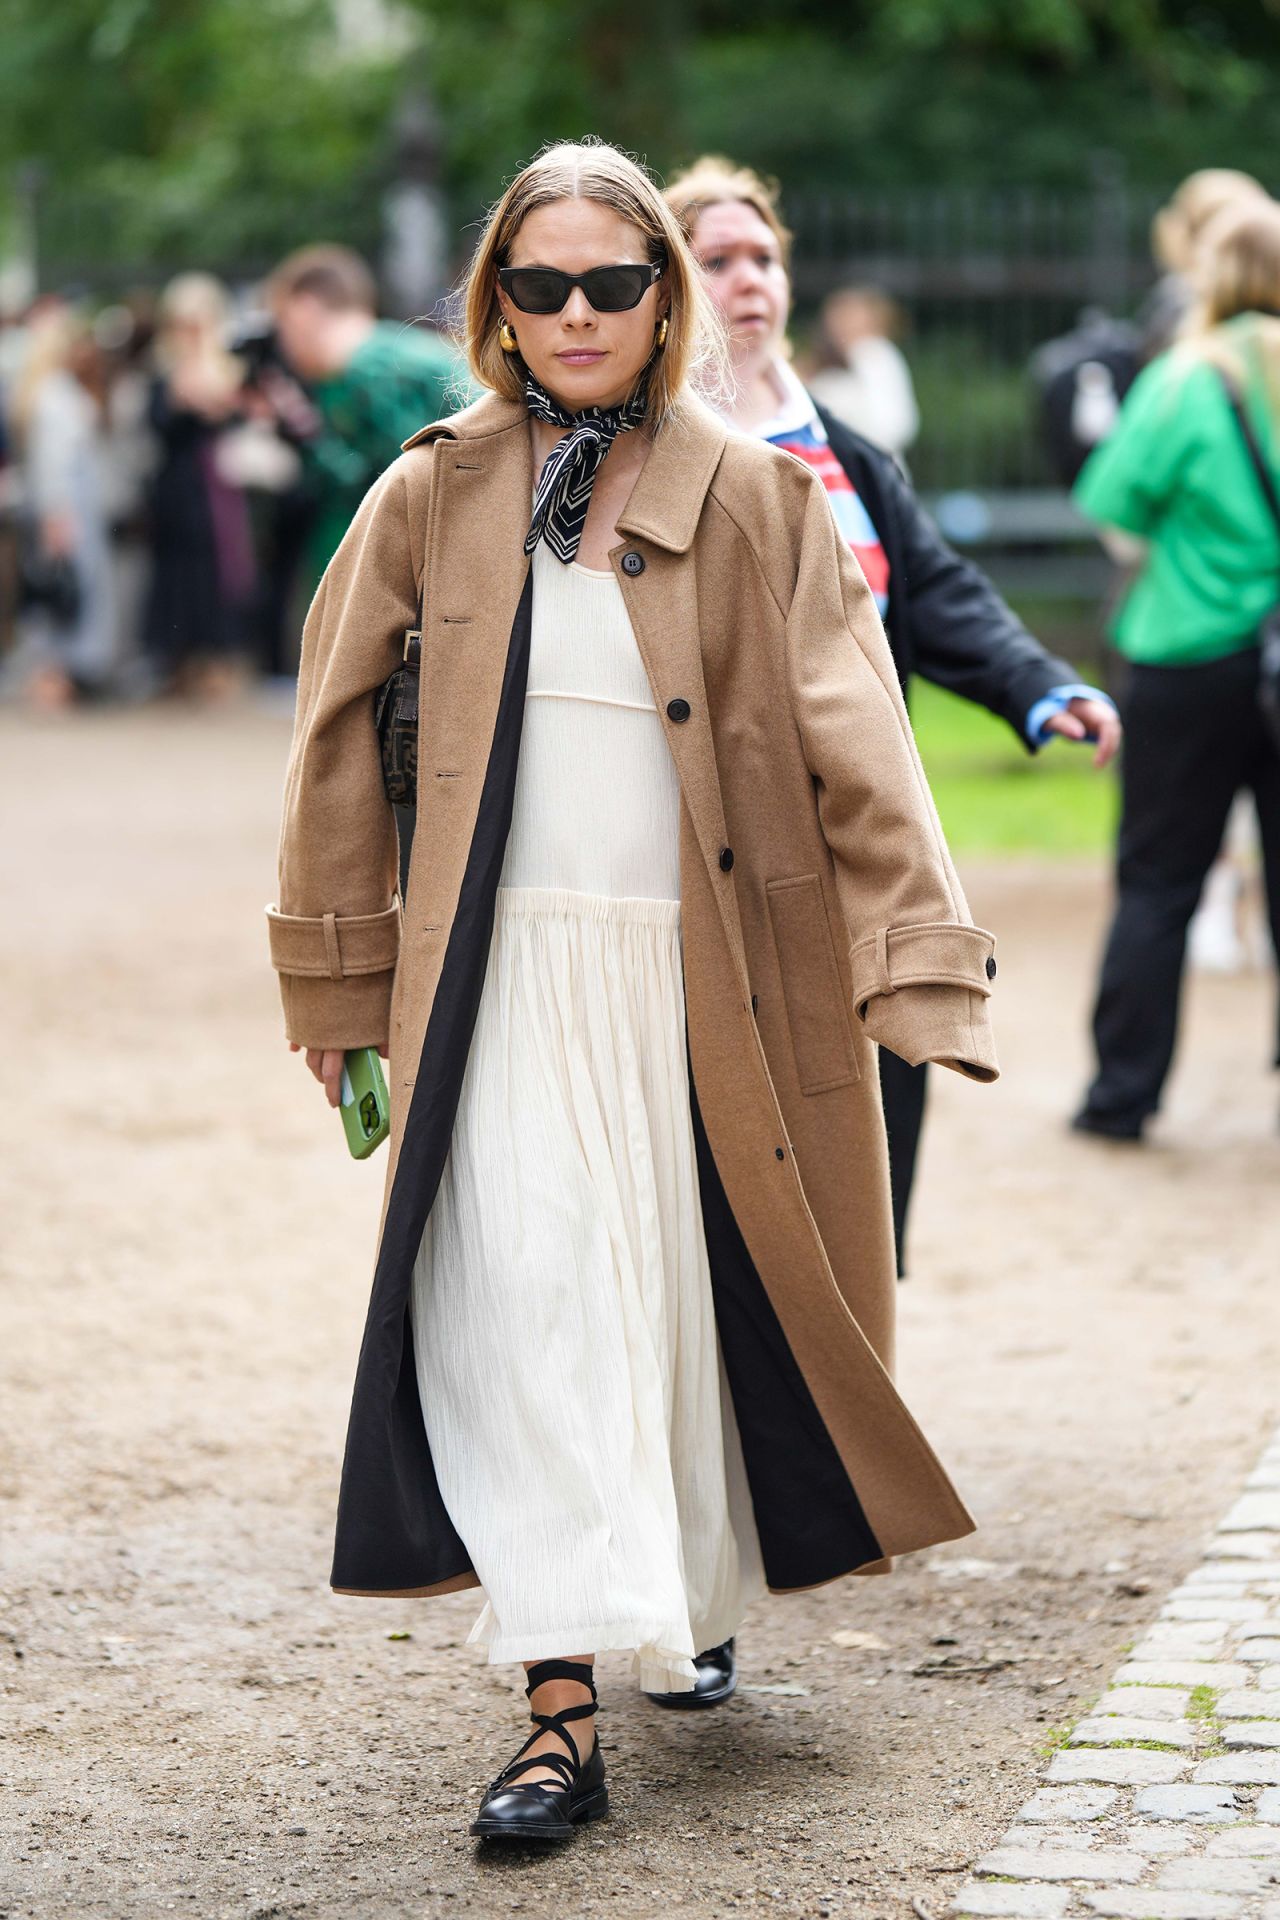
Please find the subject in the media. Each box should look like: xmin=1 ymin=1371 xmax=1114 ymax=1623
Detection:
xmin=667 ymin=157 xmax=1122 ymax=1275
xmin=143 ymin=274 xmax=255 ymax=698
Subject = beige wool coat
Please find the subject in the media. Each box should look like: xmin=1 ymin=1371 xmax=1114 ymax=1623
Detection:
xmin=268 ymin=389 xmax=998 ymax=1601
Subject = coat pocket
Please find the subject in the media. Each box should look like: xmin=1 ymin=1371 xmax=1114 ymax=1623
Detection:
xmin=766 ymin=874 xmax=860 ymax=1095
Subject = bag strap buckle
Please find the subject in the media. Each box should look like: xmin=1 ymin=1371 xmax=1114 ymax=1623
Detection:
xmin=403 ymin=628 xmax=422 ymax=667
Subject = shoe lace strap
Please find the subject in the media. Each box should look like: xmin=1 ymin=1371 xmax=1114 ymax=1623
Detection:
xmin=490 ymin=1671 xmax=598 ymax=1797
xmin=524 ymin=1659 xmax=598 ymax=1697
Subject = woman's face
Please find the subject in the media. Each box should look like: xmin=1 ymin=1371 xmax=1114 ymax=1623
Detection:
xmin=496 ymin=198 xmax=668 ymax=415
xmin=165 ymin=314 xmax=212 ymax=361
xmin=689 ymin=200 xmax=791 ymax=370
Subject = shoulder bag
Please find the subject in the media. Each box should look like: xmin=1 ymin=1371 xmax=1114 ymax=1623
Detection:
xmin=1218 ymin=369 xmax=1280 ymax=750
xmin=17 ymin=516 xmax=83 ymax=628
xmin=374 ymin=585 xmax=422 ymax=806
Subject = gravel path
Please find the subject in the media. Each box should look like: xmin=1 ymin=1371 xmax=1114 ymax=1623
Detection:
xmin=1 ymin=706 xmax=1277 ymax=1920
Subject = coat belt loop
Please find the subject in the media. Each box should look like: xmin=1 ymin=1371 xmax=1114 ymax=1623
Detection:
xmin=875 ymin=926 xmax=893 ymax=997
xmin=322 ymin=911 xmax=343 ymax=981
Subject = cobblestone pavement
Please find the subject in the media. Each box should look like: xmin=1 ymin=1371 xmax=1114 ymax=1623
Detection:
xmin=954 ymin=1437 xmax=1280 ymax=1919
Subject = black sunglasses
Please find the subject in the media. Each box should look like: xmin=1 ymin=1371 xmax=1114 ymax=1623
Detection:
xmin=497 ymin=261 xmax=664 ymax=315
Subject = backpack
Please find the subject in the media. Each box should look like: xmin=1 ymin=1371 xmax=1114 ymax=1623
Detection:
xmin=1029 ymin=308 xmax=1142 ymax=486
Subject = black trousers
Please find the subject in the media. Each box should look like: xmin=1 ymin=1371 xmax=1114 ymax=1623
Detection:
xmin=879 ymin=1050 xmax=927 ymax=1279
xmin=1081 ymin=648 xmax=1280 ymax=1131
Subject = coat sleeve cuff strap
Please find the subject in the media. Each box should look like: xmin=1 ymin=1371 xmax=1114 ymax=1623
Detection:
xmin=848 ymin=921 xmax=996 ymax=1019
xmin=266 ymin=899 xmax=401 ymax=979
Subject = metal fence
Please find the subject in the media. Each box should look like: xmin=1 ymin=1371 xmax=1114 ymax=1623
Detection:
xmin=786 ymin=176 xmax=1163 ymax=494
xmin=26 ymin=173 xmax=1170 ymax=499
xmin=12 ymin=172 xmax=1182 ymax=660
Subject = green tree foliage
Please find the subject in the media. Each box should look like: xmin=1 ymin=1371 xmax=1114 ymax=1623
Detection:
xmin=0 ymin=0 xmax=1275 ymax=282
xmin=408 ymin=0 xmax=1278 ymax=210
xmin=407 ymin=0 xmax=689 ymax=216
xmin=0 ymin=0 xmax=403 ymax=277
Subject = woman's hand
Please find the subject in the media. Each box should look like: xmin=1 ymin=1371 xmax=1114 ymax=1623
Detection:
xmin=40 ymin=511 xmax=76 ymax=558
xmin=171 ymin=363 xmax=239 ymax=420
xmin=289 ymin=1042 xmax=389 ymax=1108
xmin=1042 ymin=696 xmax=1123 ymax=770
xmin=292 ymin=1044 xmax=344 ymax=1107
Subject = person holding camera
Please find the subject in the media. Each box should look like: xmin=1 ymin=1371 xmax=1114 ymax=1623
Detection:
xmin=261 ymin=245 xmax=467 ymax=588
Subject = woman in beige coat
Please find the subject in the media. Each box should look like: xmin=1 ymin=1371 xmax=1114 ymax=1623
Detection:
xmin=268 ymin=139 xmax=998 ymax=1844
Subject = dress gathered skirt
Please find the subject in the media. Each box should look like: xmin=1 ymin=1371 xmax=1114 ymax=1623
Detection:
xmin=410 ymin=543 xmax=765 ymax=1691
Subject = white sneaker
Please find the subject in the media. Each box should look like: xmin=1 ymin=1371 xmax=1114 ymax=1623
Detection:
xmin=1189 ymin=867 xmax=1245 ymax=974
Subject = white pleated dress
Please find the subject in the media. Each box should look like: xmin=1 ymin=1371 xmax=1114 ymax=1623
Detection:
xmin=410 ymin=540 xmax=766 ymax=1691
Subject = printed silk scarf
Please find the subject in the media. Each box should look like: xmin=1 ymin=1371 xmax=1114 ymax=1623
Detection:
xmin=523 ymin=372 xmax=647 ymax=564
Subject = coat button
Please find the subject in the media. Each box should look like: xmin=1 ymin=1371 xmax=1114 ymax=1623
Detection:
xmin=985 ymin=956 xmax=997 ymax=980
xmin=621 ymin=550 xmax=645 ymax=576
xmin=775 ymin=1147 xmax=785 ymax=1161
xmin=666 ymin=697 xmax=691 ymax=723
xmin=719 ymin=846 xmax=734 ymax=872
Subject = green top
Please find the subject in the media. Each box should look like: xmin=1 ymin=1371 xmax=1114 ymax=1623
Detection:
xmin=304 ymin=319 xmax=470 ymax=584
xmin=1073 ymin=314 xmax=1280 ymax=666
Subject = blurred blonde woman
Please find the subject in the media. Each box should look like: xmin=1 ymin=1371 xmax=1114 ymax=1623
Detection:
xmin=805 ymin=286 xmax=920 ymax=458
xmin=1073 ymin=198 xmax=1280 ymax=1140
xmin=1140 ymin=167 xmax=1272 ymax=360
xmin=8 ymin=306 xmax=116 ymax=706
xmin=143 ymin=272 xmax=254 ymax=696
xmin=1163 ymin=177 xmax=1280 ymax=975
xmin=269 ymin=138 xmax=999 ymax=1840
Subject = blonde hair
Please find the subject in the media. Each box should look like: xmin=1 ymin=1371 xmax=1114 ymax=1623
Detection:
xmin=1193 ymin=199 xmax=1280 ymax=329
xmin=460 ymin=139 xmax=727 ymax=430
xmin=663 ymin=155 xmax=793 ymax=272
xmin=1179 ymin=198 xmax=1280 ymax=409
xmin=9 ymin=307 xmax=88 ymax=443
xmin=1151 ymin=168 xmax=1271 ymax=276
xmin=159 ymin=271 xmax=232 ymax=334
xmin=155 ymin=271 xmax=240 ymax=387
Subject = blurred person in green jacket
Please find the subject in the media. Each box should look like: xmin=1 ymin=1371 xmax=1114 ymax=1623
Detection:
xmin=262 ymin=244 xmax=467 ymax=587
xmin=1071 ymin=196 xmax=1280 ymax=1142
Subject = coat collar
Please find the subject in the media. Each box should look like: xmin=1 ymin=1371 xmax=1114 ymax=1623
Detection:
xmin=403 ymin=389 xmax=728 ymax=556
xmin=402 ymin=390 xmax=527 ymax=451
xmin=614 ymin=396 xmax=728 ymax=555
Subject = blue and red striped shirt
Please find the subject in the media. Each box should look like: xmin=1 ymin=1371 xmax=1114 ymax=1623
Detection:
xmin=755 ymin=359 xmax=891 ymax=617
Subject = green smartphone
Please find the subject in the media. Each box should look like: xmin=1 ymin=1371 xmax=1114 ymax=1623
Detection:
xmin=340 ymin=1047 xmax=391 ymax=1159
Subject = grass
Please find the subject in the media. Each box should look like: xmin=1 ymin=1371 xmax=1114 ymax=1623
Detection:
xmin=911 ymin=679 xmax=1117 ymax=860
xmin=1185 ymin=1684 xmax=1227 ymax=1757
xmin=1084 ymin=1683 xmax=1226 ymax=1758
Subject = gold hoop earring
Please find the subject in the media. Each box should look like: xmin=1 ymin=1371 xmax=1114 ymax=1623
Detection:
xmin=655 ymin=315 xmax=670 ymax=349
xmin=498 ymin=320 xmax=519 ymax=353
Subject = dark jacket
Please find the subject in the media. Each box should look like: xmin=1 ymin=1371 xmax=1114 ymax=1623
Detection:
xmin=143 ymin=379 xmax=252 ymax=669
xmin=817 ymin=407 xmax=1079 ymax=745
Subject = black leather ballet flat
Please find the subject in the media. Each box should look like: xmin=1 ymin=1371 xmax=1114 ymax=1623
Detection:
xmin=644 ymin=1638 xmax=737 ymax=1710
xmin=471 ymin=1659 xmax=609 ymax=1842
